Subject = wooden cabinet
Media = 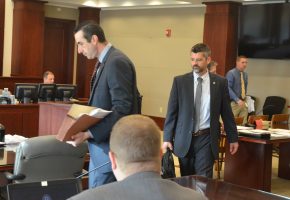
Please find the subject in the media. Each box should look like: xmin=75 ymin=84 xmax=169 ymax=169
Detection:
xmin=0 ymin=104 xmax=39 ymax=138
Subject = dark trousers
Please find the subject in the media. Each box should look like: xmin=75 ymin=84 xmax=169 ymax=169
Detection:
xmin=178 ymin=133 xmax=215 ymax=178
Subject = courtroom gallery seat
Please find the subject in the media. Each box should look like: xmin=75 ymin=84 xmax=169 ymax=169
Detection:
xmin=271 ymin=114 xmax=289 ymax=129
xmin=234 ymin=117 xmax=244 ymax=126
xmin=5 ymin=135 xmax=88 ymax=183
xmin=215 ymin=117 xmax=243 ymax=179
xmin=247 ymin=115 xmax=269 ymax=125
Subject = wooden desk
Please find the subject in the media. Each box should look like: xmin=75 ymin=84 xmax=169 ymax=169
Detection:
xmin=0 ymin=148 xmax=15 ymax=172
xmin=171 ymin=175 xmax=289 ymax=200
xmin=0 ymin=104 xmax=39 ymax=138
xmin=224 ymin=136 xmax=290 ymax=192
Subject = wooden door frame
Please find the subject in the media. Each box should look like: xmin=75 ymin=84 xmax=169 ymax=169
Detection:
xmin=44 ymin=17 xmax=75 ymax=84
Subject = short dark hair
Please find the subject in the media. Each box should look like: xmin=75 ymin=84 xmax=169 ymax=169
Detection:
xmin=43 ymin=70 xmax=54 ymax=79
xmin=207 ymin=60 xmax=218 ymax=70
xmin=74 ymin=20 xmax=106 ymax=43
xmin=237 ymin=55 xmax=247 ymax=61
xmin=191 ymin=43 xmax=211 ymax=58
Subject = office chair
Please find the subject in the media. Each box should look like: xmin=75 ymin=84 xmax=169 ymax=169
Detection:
xmin=5 ymin=135 xmax=88 ymax=183
xmin=263 ymin=96 xmax=286 ymax=120
xmin=234 ymin=117 xmax=244 ymax=126
xmin=271 ymin=114 xmax=289 ymax=129
xmin=215 ymin=134 xmax=226 ymax=179
xmin=247 ymin=115 xmax=269 ymax=125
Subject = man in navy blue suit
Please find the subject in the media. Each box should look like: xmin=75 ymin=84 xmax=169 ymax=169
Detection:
xmin=73 ymin=21 xmax=138 ymax=188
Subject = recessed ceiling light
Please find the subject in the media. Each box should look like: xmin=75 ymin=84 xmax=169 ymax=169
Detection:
xmin=122 ymin=1 xmax=134 ymax=6
xmin=148 ymin=1 xmax=163 ymax=6
xmin=83 ymin=1 xmax=98 ymax=7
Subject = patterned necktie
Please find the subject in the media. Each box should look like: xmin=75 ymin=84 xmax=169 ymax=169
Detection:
xmin=90 ymin=61 xmax=101 ymax=92
xmin=240 ymin=72 xmax=246 ymax=99
xmin=194 ymin=77 xmax=203 ymax=133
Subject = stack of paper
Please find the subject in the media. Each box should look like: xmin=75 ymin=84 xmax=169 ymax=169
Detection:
xmin=56 ymin=104 xmax=112 ymax=141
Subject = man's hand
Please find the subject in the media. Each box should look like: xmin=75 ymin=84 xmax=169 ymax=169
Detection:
xmin=71 ymin=131 xmax=91 ymax=146
xmin=237 ymin=100 xmax=245 ymax=107
xmin=229 ymin=142 xmax=239 ymax=155
xmin=162 ymin=142 xmax=173 ymax=152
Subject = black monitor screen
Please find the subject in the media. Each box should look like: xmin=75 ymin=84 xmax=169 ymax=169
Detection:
xmin=38 ymin=83 xmax=56 ymax=102
xmin=55 ymin=84 xmax=77 ymax=102
xmin=238 ymin=3 xmax=290 ymax=59
xmin=14 ymin=83 xmax=39 ymax=104
xmin=6 ymin=178 xmax=82 ymax=200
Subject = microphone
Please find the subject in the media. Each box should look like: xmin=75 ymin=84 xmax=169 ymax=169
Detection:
xmin=76 ymin=161 xmax=111 ymax=179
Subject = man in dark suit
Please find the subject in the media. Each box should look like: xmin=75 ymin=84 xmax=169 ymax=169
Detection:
xmin=69 ymin=115 xmax=206 ymax=200
xmin=163 ymin=43 xmax=239 ymax=178
xmin=73 ymin=21 xmax=138 ymax=188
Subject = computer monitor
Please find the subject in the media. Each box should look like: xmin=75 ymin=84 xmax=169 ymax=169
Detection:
xmin=38 ymin=83 xmax=56 ymax=102
xmin=6 ymin=178 xmax=82 ymax=200
xmin=14 ymin=83 xmax=39 ymax=104
xmin=55 ymin=84 xmax=77 ymax=102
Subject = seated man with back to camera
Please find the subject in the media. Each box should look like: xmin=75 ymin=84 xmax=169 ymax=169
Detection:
xmin=43 ymin=71 xmax=55 ymax=84
xmin=68 ymin=115 xmax=206 ymax=200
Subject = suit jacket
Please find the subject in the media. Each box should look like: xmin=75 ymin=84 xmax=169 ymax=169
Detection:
xmin=163 ymin=72 xmax=238 ymax=159
xmin=87 ymin=46 xmax=138 ymax=173
xmin=68 ymin=172 xmax=206 ymax=200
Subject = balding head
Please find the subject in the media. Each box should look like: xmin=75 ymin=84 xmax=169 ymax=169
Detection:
xmin=109 ymin=115 xmax=161 ymax=179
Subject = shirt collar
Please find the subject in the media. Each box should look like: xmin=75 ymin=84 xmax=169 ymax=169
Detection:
xmin=193 ymin=70 xmax=209 ymax=82
xmin=98 ymin=43 xmax=112 ymax=63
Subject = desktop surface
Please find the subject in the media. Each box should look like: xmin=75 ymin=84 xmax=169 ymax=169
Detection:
xmin=171 ymin=175 xmax=290 ymax=200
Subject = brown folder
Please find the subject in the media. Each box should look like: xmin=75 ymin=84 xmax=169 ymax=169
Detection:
xmin=56 ymin=104 xmax=111 ymax=141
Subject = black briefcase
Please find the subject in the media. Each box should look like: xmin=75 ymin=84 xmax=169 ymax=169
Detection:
xmin=161 ymin=148 xmax=176 ymax=179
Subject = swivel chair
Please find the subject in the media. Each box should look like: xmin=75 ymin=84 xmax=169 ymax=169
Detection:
xmin=263 ymin=96 xmax=286 ymax=120
xmin=5 ymin=135 xmax=88 ymax=183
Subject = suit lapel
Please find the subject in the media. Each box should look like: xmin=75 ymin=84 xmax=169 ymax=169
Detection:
xmin=209 ymin=73 xmax=217 ymax=112
xmin=185 ymin=72 xmax=194 ymax=101
xmin=89 ymin=47 xmax=115 ymax=104
xmin=184 ymin=72 xmax=194 ymax=117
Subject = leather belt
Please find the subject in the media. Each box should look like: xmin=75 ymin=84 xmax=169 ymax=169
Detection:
xmin=192 ymin=128 xmax=210 ymax=137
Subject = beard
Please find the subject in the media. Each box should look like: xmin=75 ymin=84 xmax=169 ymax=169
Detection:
xmin=193 ymin=65 xmax=200 ymax=73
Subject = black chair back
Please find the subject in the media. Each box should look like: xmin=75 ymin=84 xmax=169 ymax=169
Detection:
xmin=263 ymin=96 xmax=286 ymax=120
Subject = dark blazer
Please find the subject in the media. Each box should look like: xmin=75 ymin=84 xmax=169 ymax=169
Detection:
xmin=88 ymin=46 xmax=138 ymax=173
xmin=68 ymin=172 xmax=206 ymax=200
xmin=163 ymin=72 xmax=238 ymax=159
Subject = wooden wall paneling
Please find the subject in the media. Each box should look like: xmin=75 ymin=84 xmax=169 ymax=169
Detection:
xmin=0 ymin=111 xmax=22 ymax=135
xmin=203 ymin=2 xmax=240 ymax=76
xmin=148 ymin=116 xmax=165 ymax=130
xmin=11 ymin=0 xmax=45 ymax=77
xmin=0 ymin=76 xmax=42 ymax=94
xmin=0 ymin=0 xmax=4 ymax=76
xmin=0 ymin=104 xmax=39 ymax=138
xmin=22 ymin=105 xmax=39 ymax=137
xmin=44 ymin=18 xmax=75 ymax=84
xmin=76 ymin=7 xmax=101 ymax=98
